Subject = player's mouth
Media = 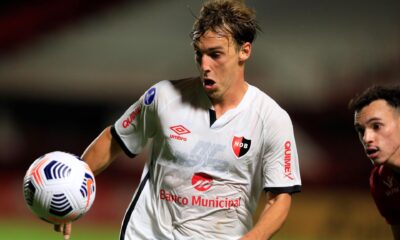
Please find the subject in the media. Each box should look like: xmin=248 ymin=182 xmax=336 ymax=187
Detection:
xmin=365 ymin=147 xmax=379 ymax=159
xmin=203 ymin=78 xmax=216 ymax=90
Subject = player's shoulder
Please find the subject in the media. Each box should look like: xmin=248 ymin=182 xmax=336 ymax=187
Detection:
xmin=249 ymin=85 xmax=290 ymax=119
xmin=249 ymin=85 xmax=285 ymax=109
xmin=143 ymin=77 xmax=203 ymax=110
xmin=152 ymin=77 xmax=199 ymax=88
xmin=370 ymin=165 xmax=387 ymax=176
xmin=369 ymin=165 xmax=391 ymax=186
xmin=150 ymin=77 xmax=200 ymax=96
xmin=370 ymin=165 xmax=380 ymax=183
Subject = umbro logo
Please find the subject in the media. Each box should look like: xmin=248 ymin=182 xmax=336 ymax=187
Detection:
xmin=170 ymin=125 xmax=191 ymax=135
xmin=169 ymin=125 xmax=191 ymax=141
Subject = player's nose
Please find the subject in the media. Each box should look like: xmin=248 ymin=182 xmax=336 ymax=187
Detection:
xmin=362 ymin=129 xmax=374 ymax=144
xmin=200 ymin=55 xmax=212 ymax=72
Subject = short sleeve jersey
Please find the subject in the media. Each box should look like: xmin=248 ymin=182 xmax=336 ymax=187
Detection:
xmin=370 ymin=164 xmax=400 ymax=225
xmin=113 ymin=78 xmax=302 ymax=240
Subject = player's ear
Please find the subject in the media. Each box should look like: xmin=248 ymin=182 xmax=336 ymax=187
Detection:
xmin=239 ymin=42 xmax=251 ymax=62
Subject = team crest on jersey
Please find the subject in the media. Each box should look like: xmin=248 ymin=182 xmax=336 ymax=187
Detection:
xmin=383 ymin=175 xmax=396 ymax=189
xmin=144 ymin=87 xmax=156 ymax=105
xmin=232 ymin=136 xmax=251 ymax=158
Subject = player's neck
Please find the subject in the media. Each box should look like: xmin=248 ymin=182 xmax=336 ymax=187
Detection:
xmin=388 ymin=163 xmax=400 ymax=174
xmin=385 ymin=145 xmax=400 ymax=173
xmin=212 ymin=82 xmax=248 ymax=118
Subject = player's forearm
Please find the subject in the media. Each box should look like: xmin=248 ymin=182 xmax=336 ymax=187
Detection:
xmin=81 ymin=126 xmax=122 ymax=175
xmin=241 ymin=193 xmax=291 ymax=240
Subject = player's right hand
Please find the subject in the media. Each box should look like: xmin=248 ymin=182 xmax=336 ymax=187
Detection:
xmin=54 ymin=223 xmax=72 ymax=240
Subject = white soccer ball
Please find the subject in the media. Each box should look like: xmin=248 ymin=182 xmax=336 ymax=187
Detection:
xmin=23 ymin=151 xmax=96 ymax=224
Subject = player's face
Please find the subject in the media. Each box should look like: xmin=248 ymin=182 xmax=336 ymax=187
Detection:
xmin=193 ymin=30 xmax=250 ymax=102
xmin=354 ymin=99 xmax=400 ymax=166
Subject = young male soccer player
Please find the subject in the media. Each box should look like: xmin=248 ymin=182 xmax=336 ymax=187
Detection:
xmin=55 ymin=1 xmax=301 ymax=239
xmin=350 ymin=84 xmax=400 ymax=239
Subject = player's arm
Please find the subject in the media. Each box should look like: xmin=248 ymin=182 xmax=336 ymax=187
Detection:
xmin=240 ymin=192 xmax=291 ymax=240
xmin=54 ymin=126 xmax=122 ymax=239
xmin=81 ymin=125 xmax=123 ymax=175
xmin=391 ymin=224 xmax=400 ymax=240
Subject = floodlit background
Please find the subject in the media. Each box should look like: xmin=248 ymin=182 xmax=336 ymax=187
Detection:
xmin=1 ymin=0 xmax=399 ymax=239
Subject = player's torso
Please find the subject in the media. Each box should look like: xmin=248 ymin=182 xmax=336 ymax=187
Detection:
xmin=369 ymin=165 xmax=400 ymax=227
xmin=148 ymin=81 xmax=266 ymax=237
xmin=373 ymin=166 xmax=400 ymax=203
xmin=154 ymin=99 xmax=264 ymax=192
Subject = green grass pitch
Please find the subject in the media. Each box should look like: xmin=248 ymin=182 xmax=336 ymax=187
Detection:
xmin=0 ymin=218 xmax=119 ymax=240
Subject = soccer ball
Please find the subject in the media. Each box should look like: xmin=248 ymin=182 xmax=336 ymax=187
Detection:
xmin=23 ymin=151 xmax=96 ymax=224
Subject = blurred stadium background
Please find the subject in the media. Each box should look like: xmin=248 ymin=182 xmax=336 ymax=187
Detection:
xmin=0 ymin=0 xmax=399 ymax=239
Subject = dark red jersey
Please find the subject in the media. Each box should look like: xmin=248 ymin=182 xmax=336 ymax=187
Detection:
xmin=370 ymin=165 xmax=400 ymax=225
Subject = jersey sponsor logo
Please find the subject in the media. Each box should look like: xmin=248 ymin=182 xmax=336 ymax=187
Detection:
xmin=232 ymin=136 xmax=251 ymax=158
xmin=144 ymin=87 xmax=156 ymax=105
xmin=169 ymin=125 xmax=191 ymax=141
xmin=122 ymin=106 xmax=141 ymax=128
xmin=284 ymin=141 xmax=294 ymax=180
xmin=159 ymin=189 xmax=241 ymax=209
xmin=159 ymin=172 xmax=241 ymax=208
xmin=160 ymin=189 xmax=189 ymax=205
xmin=192 ymin=172 xmax=212 ymax=192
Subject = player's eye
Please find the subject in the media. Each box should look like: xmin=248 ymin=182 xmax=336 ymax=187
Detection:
xmin=372 ymin=123 xmax=382 ymax=130
xmin=209 ymin=52 xmax=221 ymax=59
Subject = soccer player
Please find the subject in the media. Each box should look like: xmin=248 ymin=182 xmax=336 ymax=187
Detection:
xmin=349 ymin=84 xmax=400 ymax=240
xmin=55 ymin=0 xmax=302 ymax=239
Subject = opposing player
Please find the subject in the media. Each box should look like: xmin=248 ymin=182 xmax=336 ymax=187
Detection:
xmin=55 ymin=0 xmax=302 ymax=239
xmin=349 ymin=84 xmax=400 ymax=239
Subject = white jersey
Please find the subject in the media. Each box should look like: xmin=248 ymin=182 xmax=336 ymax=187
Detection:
xmin=113 ymin=78 xmax=301 ymax=240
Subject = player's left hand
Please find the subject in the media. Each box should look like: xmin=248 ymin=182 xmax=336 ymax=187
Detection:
xmin=54 ymin=223 xmax=72 ymax=240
